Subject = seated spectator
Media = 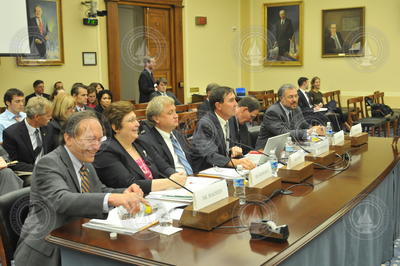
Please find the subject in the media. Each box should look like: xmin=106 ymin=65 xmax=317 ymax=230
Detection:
xmin=309 ymin=76 xmax=323 ymax=106
xmin=3 ymin=97 xmax=53 ymax=172
xmin=25 ymin=80 xmax=50 ymax=104
xmin=50 ymin=81 xmax=65 ymax=101
xmin=47 ymin=94 xmax=76 ymax=152
xmin=71 ymin=83 xmax=89 ymax=111
xmin=0 ymin=145 xmax=23 ymax=193
xmin=94 ymin=90 xmax=112 ymax=113
xmin=89 ymin=82 xmax=105 ymax=94
xmin=191 ymin=86 xmax=256 ymax=172
xmin=140 ymin=96 xmax=193 ymax=175
xmin=197 ymin=83 xmax=219 ymax=119
xmin=229 ymin=96 xmax=260 ymax=154
xmin=86 ymin=84 xmax=98 ymax=108
xmin=93 ymin=101 xmax=187 ymax=194
xmin=255 ymin=84 xmax=325 ymax=150
xmin=0 ymin=88 xmax=26 ymax=143
xmin=150 ymin=78 xmax=181 ymax=105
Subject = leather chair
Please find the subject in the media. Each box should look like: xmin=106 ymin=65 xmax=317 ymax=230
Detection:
xmin=0 ymin=187 xmax=30 ymax=266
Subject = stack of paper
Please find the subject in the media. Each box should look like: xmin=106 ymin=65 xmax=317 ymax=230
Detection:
xmin=199 ymin=167 xmax=242 ymax=179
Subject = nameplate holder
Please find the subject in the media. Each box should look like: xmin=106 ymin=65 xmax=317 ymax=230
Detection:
xmin=311 ymin=139 xmax=329 ymax=156
xmin=349 ymin=123 xmax=362 ymax=137
xmin=287 ymin=150 xmax=305 ymax=169
xmin=277 ymin=161 xmax=314 ymax=183
xmin=332 ymin=130 xmax=345 ymax=145
xmin=193 ymin=180 xmax=228 ymax=211
xmin=305 ymin=150 xmax=336 ymax=167
xmin=330 ymin=139 xmax=351 ymax=155
xmin=346 ymin=132 xmax=368 ymax=147
xmin=248 ymin=162 xmax=272 ymax=187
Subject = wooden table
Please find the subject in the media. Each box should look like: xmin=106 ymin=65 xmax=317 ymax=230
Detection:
xmin=47 ymin=137 xmax=400 ymax=266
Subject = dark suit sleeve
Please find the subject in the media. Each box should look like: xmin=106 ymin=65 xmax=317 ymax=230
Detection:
xmin=3 ymin=129 xmax=34 ymax=172
xmin=138 ymin=72 xmax=155 ymax=96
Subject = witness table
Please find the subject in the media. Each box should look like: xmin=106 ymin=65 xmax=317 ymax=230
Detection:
xmin=47 ymin=137 xmax=400 ymax=266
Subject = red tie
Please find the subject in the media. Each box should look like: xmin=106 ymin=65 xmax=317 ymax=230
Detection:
xmin=39 ymin=19 xmax=43 ymax=35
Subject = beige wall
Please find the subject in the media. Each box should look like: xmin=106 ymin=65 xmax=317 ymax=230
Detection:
xmin=0 ymin=0 xmax=109 ymax=99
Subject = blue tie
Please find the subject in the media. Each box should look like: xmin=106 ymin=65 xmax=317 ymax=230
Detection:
xmin=170 ymin=134 xmax=193 ymax=175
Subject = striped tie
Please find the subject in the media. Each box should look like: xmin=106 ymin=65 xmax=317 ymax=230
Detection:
xmin=79 ymin=165 xmax=90 ymax=193
xmin=170 ymin=134 xmax=193 ymax=175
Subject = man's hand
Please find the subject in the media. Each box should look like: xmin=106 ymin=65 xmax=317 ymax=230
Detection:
xmin=308 ymin=125 xmax=325 ymax=136
xmin=313 ymin=105 xmax=321 ymax=111
xmin=124 ymin=184 xmax=144 ymax=197
xmin=108 ymin=193 xmax=147 ymax=215
xmin=230 ymin=158 xmax=256 ymax=170
xmin=230 ymin=146 xmax=243 ymax=158
xmin=0 ymin=157 xmax=7 ymax=170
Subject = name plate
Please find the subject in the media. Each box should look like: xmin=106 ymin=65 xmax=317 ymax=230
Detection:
xmin=193 ymin=180 xmax=229 ymax=211
xmin=312 ymin=139 xmax=329 ymax=156
xmin=349 ymin=123 xmax=362 ymax=137
xmin=332 ymin=130 xmax=345 ymax=145
xmin=287 ymin=150 xmax=305 ymax=169
xmin=248 ymin=162 xmax=272 ymax=187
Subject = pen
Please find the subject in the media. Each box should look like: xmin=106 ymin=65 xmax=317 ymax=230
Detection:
xmin=138 ymin=220 xmax=159 ymax=232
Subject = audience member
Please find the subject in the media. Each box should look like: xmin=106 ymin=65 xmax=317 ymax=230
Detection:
xmin=150 ymin=78 xmax=181 ymax=105
xmin=93 ymin=101 xmax=187 ymax=194
xmin=255 ymin=84 xmax=325 ymax=150
xmin=191 ymin=86 xmax=256 ymax=172
xmin=197 ymin=83 xmax=219 ymax=119
xmin=140 ymin=96 xmax=193 ymax=175
xmin=94 ymin=90 xmax=112 ymax=113
xmin=71 ymin=83 xmax=89 ymax=112
xmin=86 ymin=84 xmax=98 ymax=108
xmin=138 ymin=56 xmax=156 ymax=103
xmin=309 ymin=76 xmax=323 ymax=106
xmin=0 ymin=88 xmax=26 ymax=143
xmin=47 ymin=94 xmax=75 ymax=152
xmin=50 ymin=81 xmax=65 ymax=101
xmin=25 ymin=80 xmax=50 ymax=104
xmin=14 ymin=111 xmax=146 ymax=266
xmin=89 ymin=82 xmax=105 ymax=94
xmin=3 ymin=97 xmax=53 ymax=173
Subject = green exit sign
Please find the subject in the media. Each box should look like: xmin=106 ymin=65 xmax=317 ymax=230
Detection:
xmin=83 ymin=18 xmax=98 ymax=26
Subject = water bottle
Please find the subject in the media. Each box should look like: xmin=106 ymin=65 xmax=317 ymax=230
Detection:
xmin=269 ymin=149 xmax=278 ymax=176
xmin=326 ymin=122 xmax=333 ymax=144
xmin=284 ymin=137 xmax=295 ymax=158
xmin=233 ymin=165 xmax=247 ymax=205
xmin=117 ymin=203 xmax=153 ymax=220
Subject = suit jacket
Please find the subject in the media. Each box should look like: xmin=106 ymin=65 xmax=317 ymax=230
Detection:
xmin=229 ymin=116 xmax=253 ymax=154
xmin=325 ymin=32 xmax=344 ymax=54
xmin=14 ymin=146 xmax=124 ymax=266
xmin=275 ymin=18 xmax=294 ymax=54
xmin=255 ymin=102 xmax=309 ymax=150
xmin=138 ymin=69 xmax=155 ymax=103
xmin=46 ymin=119 xmax=62 ymax=153
xmin=25 ymin=93 xmax=50 ymax=105
xmin=191 ymin=112 xmax=236 ymax=172
xmin=297 ymin=90 xmax=313 ymax=113
xmin=28 ymin=16 xmax=49 ymax=58
xmin=139 ymin=126 xmax=193 ymax=171
xmin=93 ymin=137 xmax=176 ymax=194
xmin=3 ymin=120 xmax=50 ymax=172
xmin=150 ymin=91 xmax=182 ymax=105
xmin=197 ymin=99 xmax=211 ymax=120
xmin=297 ymin=90 xmax=329 ymax=125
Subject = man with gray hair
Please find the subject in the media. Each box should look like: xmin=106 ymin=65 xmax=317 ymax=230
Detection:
xmin=255 ymin=84 xmax=325 ymax=150
xmin=141 ymin=96 xmax=193 ymax=175
xmin=138 ymin=56 xmax=156 ymax=103
xmin=3 ymin=96 xmax=53 ymax=172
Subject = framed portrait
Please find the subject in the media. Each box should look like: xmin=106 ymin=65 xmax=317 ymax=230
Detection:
xmin=17 ymin=0 xmax=64 ymax=66
xmin=322 ymin=7 xmax=365 ymax=57
xmin=264 ymin=1 xmax=303 ymax=66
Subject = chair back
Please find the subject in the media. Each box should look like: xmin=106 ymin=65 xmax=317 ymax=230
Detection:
xmin=175 ymin=104 xmax=189 ymax=113
xmin=347 ymin=96 xmax=365 ymax=124
xmin=248 ymin=91 xmax=266 ymax=96
xmin=0 ymin=187 xmax=30 ymax=266
xmin=323 ymin=91 xmax=335 ymax=105
xmin=332 ymin=90 xmax=342 ymax=108
xmin=134 ymin=109 xmax=147 ymax=121
xmin=177 ymin=111 xmax=197 ymax=138
xmin=134 ymin=103 xmax=148 ymax=110
xmin=263 ymin=93 xmax=276 ymax=109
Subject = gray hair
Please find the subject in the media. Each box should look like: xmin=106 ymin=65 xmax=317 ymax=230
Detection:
xmin=143 ymin=56 xmax=154 ymax=65
xmin=146 ymin=96 xmax=175 ymax=126
xmin=277 ymin=83 xmax=296 ymax=98
xmin=25 ymin=96 xmax=52 ymax=119
xmin=61 ymin=110 xmax=99 ymax=144
xmin=238 ymin=96 xmax=261 ymax=112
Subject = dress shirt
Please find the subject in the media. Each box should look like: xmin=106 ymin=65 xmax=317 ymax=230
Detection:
xmin=155 ymin=127 xmax=186 ymax=174
xmin=299 ymin=88 xmax=312 ymax=108
xmin=0 ymin=109 xmax=27 ymax=142
xmin=65 ymin=146 xmax=110 ymax=212
xmin=216 ymin=113 xmax=230 ymax=155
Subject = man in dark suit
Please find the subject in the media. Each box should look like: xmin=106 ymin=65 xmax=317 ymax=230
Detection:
xmin=14 ymin=111 xmax=146 ymax=266
xmin=197 ymin=83 xmax=219 ymax=120
xmin=325 ymin=24 xmax=344 ymax=54
xmin=71 ymin=83 xmax=90 ymax=112
xmin=140 ymin=96 xmax=193 ymax=175
xmin=138 ymin=56 xmax=156 ymax=103
xmin=229 ymin=96 xmax=260 ymax=154
xmin=28 ymin=5 xmax=49 ymax=58
xmin=25 ymin=80 xmax=50 ymax=104
xmin=274 ymin=9 xmax=294 ymax=57
xmin=149 ymin=78 xmax=182 ymax=105
xmin=297 ymin=77 xmax=329 ymax=126
xmin=3 ymin=97 xmax=53 ymax=174
xmin=255 ymin=84 xmax=325 ymax=150
xmin=191 ymin=86 xmax=256 ymax=172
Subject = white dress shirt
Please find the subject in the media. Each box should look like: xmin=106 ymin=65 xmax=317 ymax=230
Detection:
xmin=216 ymin=113 xmax=230 ymax=155
xmin=155 ymin=127 xmax=186 ymax=174
xmin=299 ymin=88 xmax=312 ymax=108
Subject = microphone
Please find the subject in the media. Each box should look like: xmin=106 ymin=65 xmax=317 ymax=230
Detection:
xmin=290 ymin=134 xmax=311 ymax=154
xmin=158 ymin=172 xmax=193 ymax=194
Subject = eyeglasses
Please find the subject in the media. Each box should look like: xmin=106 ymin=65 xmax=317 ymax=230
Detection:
xmin=78 ymin=136 xmax=107 ymax=145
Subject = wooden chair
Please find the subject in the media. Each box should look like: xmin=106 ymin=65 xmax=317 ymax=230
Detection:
xmin=322 ymin=91 xmax=335 ymax=106
xmin=175 ymin=104 xmax=189 ymax=113
xmin=177 ymin=111 xmax=197 ymax=139
xmin=134 ymin=103 xmax=148 ymax=110
xmin=248 ymin=91 xmax=266 ymax=97
xmin=347 ymin=96 xmax=385 ymax=136
xmin=191 ymin=94 xmax=207 ymax=103
xmin=263 ymin=93 xmax=276 ymax=109
xmin=373 ymin=92 xmax=399 ymax=137
xmin=134 ymin=109 xmax=147 ymax=121
xmin=187 ymin=102 xmax=202 ymax=112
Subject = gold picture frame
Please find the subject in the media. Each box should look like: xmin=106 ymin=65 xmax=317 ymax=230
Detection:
xmin=264 ymin=1 xmax=303 ymax=66
xmin=322 ymin=7 xmax=365 ymax=58
xmin=17 ymin=0 xmax=64 ymax=66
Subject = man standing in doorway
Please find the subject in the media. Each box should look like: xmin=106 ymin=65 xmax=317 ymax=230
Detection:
xmin=138 ymin=56 xmax=156 ymax=103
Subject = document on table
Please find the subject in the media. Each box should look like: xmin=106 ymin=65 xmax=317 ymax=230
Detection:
xmin=198 ymin=167 xmax=242 ymax=179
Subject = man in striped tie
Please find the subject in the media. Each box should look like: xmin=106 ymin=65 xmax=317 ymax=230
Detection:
xmin=15 ymin=111 xmax=147 ymax=266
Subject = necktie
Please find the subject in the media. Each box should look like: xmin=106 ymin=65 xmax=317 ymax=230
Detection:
xmin=170 ymin=134 xmax=193 ymax=175
xmin=33 ymin=129 xmax=42 ymax=158
xmin=224 ymin=123 xmax=230 ymax=155
xmin=39 ymin=18 xmax=43 ymax=35
xmin=79 ymin=165 xmax=90 ymax=193
xmin=288 ymin=111 xmax=293 ymax=123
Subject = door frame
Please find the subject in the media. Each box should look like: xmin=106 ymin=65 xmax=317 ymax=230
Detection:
xmin=105 ymin=0 xmax=184 ymax=102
